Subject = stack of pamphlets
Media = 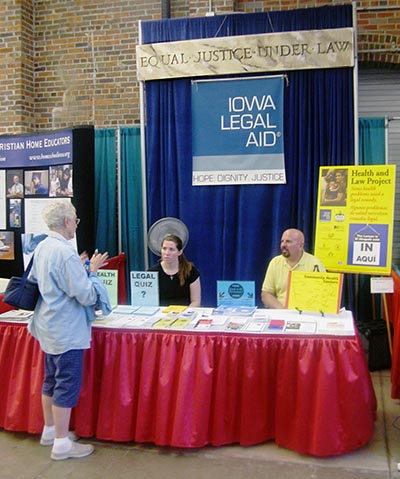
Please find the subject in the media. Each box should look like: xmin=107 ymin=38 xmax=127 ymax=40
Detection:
xmin=245 ymin=319 xmax=267 ymax=332
xmin=266 ymin=319 xmax=285 ymax=332
xmin=195 ymin=315 xmax=229 ymax=330
xmin=134 ymin=306 xmax=160 ymax=316
xmin=226 ymin=316 xmax=249 ymax=331
xmin=284 ymin=321 xmax=317 ymax=334
xmin=213 ymin=305 xmax=257 ymax=316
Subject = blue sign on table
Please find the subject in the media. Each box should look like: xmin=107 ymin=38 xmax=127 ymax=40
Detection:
xmin=217 ymin=280 xmax=255 ymax=307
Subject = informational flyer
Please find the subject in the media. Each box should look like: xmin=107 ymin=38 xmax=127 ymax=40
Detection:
xmin=285 ymin=271 xmax=343 ymax=314
xmin=314 ymin=165 xmax=396 ymax=275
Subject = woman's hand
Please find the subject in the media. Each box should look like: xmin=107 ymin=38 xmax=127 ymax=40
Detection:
xmin=89 ymin=251 xmax=109 ymax=273
xmin=80 ymin=251 xmax=89 ymax=264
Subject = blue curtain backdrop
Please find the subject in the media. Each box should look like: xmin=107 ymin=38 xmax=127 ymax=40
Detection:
xmin=141 ymin=5 xmax=355 ymax=307
xmin=94 ymin=128 xmax=117 ymax=257
xmin=359 ymin=117 xmax=386 ymax=165
xmin=120 ymin=126 xmax=145 ymax=301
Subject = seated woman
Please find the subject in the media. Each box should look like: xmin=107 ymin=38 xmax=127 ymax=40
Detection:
xmin=148 ymin=234 xmax=201 ymax=307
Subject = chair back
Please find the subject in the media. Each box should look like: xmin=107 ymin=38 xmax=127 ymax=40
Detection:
xmin=100 ymin=253 xmax=127 ymax=305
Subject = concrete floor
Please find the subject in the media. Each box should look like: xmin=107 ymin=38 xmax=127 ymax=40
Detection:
xmin=1 ymin=370 xmax=399 ymax=479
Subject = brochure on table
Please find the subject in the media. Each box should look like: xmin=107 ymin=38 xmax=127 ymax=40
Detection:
xmin=0 ymin=305 xmax=355 ymax=336
xmin=95 ymin=306 xmax=355 ymax=336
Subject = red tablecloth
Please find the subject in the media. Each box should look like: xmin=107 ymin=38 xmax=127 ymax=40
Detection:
xmin=0 ymin=322 xmax=376 ymax=456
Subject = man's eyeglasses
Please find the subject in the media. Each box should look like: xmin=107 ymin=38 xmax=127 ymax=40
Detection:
xmin=75 ymin=218 xmax=81 ymax=225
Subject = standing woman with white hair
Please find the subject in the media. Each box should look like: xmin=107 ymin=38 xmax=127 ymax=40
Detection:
xmin=28 ymin=200 xmax=109 ymax=461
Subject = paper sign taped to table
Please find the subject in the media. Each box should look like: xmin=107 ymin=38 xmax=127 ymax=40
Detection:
xmin=285 ymin=271 xmax=343 ymax=314
xmin=97 ymin=269 xmax=118 ymax=307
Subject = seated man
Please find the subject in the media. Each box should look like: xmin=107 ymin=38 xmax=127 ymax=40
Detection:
xmin=261 ymin=228 xmax=325 ymax=309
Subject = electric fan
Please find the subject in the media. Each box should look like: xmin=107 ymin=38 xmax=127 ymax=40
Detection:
xmin=147 ymin=217 xmax=189 ymax=256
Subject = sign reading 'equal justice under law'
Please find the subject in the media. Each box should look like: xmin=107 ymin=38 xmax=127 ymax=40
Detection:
xmin=136 ymin=28 xmax=354 ymax=81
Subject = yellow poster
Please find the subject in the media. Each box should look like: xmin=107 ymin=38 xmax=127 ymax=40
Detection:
xmin=285 ymin=271 xmax=343 ymax=314
xmin=314 ymin=165 xmax=396 ymax=275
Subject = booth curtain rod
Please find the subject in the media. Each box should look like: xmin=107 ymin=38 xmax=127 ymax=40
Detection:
xmin=357 ymin=6 xmax=400 ymax=12
xmin=358 ymin=47 xmax=400 ymax=54
xmin=385 ymin=117 xmax=400 ymax=129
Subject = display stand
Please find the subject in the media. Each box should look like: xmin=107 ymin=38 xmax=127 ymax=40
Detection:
xmin=285 ymin=271 xmax=344 ymax=315
xmin=0 ymin=126 xmax=95 ymax=277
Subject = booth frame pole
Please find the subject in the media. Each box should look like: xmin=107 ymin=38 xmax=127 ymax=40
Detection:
xmin=138 ymin=20 xmax=149 ymax=269
xmin=353 ymin=1 xmax=359 ymax=166
xmin=117 ymin=126 xmax=122 ymax=253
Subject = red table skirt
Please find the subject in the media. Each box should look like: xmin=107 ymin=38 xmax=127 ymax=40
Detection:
xmin=389 ymin=269 xmax=400 ymax=398
xmin=0 ymin=323 xmax=376 ymax=456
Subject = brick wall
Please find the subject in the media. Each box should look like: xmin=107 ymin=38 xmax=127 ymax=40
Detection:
xmin=237 ymin=1 xmax=400 ymax=68
xmin=33 ymin=0 xmax=154 ymax=132
xmin=171 ymin=0 xmax=237 ymax=17
xmin=187 ymin=0 xmax=236 ymax=16
xmin=0 ymin=0 xmax=34 ymax=132
xmin=0 ymin=1 xmax=399 ymax=134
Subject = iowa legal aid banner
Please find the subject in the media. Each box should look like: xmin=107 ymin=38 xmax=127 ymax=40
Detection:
xmin=191 ymin=76 xmax=285 ymax=186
